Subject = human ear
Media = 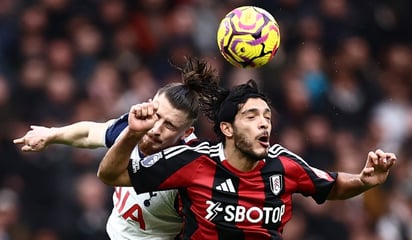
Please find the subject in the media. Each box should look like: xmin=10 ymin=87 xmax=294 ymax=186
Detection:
xmin=220 ymin=122 xmax=233 ymax=138
xmin=181 ymin=126 xmax=195 ymax=140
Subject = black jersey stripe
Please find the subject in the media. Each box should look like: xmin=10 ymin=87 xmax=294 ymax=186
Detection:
xmin=260 ymin=155 xmax=287 ymax=239
xmin=178 ymin=188 xmax=199 ymax=238
xmin=211 ymin=160 xmax=244 ymax=240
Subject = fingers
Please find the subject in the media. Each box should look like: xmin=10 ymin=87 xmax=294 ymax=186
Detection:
xmin=21 ymin=145 xmax=34 ymax=152
xmin=130 ymin=101 xmax=159 ymax=119
xmin=368 ymin=149 xmax=396 ymax=170
xmin=13 ymin=133 xmax=40 ymax=151
xmin=375 ymin=149 xmax=387 ymax=164
xmin=385 ymin=152 xmax=397 ymax=168
xmin=13 ymin=137 xmax=24 ymax=144
xmin=14 ymin=137 xmax=35 ymax=151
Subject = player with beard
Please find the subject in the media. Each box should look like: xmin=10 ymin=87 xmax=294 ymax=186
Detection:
xmin=98 ymin=79 xmax=396 ymax=240
xmin=13 ymin=57 xmax=222 ymax=239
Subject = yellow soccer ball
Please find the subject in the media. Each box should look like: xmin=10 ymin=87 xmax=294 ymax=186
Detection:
xmin=217 ymin=6 xmax=281 ymax=68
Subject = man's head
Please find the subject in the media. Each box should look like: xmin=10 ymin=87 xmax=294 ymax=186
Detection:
xmin=139 ymin=57 xmax=221 ymax=155
xmin=207 ymin=80 xmax=273 ymax=160
xmin=138 ymin=92 xmax=195 ymax=155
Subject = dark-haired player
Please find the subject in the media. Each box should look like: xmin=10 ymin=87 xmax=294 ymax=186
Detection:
xmin=99 ymin=79 xmax=396 ymax=239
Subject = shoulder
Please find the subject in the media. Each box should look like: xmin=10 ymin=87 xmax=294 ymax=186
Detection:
xmin=268 ymin=144 xmax=301 ymax=159
xmin=162 ymin=141 xmax=212 ymax=157
xmin=105 ymin=113 xmax=129 ymax=147
xmin=267 ymin=144 xmax=310 ymax=167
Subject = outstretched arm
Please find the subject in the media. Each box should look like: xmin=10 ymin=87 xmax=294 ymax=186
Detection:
xmin=13 ymin=121 xmax=114 ymax=151
xmin=327 ymin=149 xmax=396 ymax=200
xmin=97 ymin=101 xmax=159 ymax=186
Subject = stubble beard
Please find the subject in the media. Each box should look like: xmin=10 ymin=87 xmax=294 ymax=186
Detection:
xmin=138 ymin=135 xmax=157 ymax=156
xmin=234 ymin=130 xmax=267 ymax=161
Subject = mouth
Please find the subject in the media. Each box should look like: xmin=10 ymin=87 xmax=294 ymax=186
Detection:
xmin=257 ymin=133 xmax=270 ymax=148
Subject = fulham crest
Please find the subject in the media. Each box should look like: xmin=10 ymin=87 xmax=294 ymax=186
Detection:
xmin=269 ymin=174 xmax=283 ymax=196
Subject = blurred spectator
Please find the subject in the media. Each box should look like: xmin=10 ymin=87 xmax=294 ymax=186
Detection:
xmin=115 ymin=66 xmax=159 ymax=114
xmin=302 ymin=114 xmax=336 ymax=170
xmin=70 ymin=172 xmax=111 ymax=240
xmin=294 ymin=42 xmax=329 ymax=111
xmin=0 ymin=188 xmax=29 ymax=240
xmin=86 ymin=61 xmax=124 ymax=118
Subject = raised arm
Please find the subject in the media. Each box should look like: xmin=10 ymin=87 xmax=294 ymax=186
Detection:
xmin=13 ymin=121 xmax=114 ymax=151
xmin=97 ymin=101 xmax=159 ymax=186
xmin=327 ymin=149 xmax=396 ymax=200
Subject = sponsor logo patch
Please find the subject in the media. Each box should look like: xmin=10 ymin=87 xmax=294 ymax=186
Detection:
xmin=140 ymin=152 xmax=162 ymax=167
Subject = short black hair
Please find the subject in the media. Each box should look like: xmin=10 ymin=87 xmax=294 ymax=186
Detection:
xmin=202 ymin=79 xmax=272 ymax=141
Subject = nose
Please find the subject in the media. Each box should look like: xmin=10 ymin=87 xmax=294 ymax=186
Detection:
xmin=150 ymin=121 xmax=162 ymax=136
xmin=258 ymin=116 xmax=270 ymax=129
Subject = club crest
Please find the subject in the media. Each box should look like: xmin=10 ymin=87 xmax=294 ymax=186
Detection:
xmin=269 ymin=174 xmax=283 ymax=195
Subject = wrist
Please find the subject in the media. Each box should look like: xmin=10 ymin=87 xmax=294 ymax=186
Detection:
xmin=48 ymin=127 xmax=61 ymax=143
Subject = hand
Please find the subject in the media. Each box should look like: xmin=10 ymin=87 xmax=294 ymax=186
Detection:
xmin=128 ymin=100 xmax=159 ymax=134
xmin=13 ymin=125 xmax=52 ymax=152
xmin=360 ymin=149 xmax=396 ymax=187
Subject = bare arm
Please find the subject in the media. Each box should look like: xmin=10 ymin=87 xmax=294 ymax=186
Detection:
xmin=97 ymin=128 xmax=141 ymax=186
xmin=13 ymin=121 xmax=114 ymax=151
xmin=97 ymin=101 xmax=158 ymax=186
xmin=327 ymin=149 xmax=396 ymax=200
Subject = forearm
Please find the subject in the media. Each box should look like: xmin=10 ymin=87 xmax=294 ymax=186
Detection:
xmin=327 ymin=172 xmax=374 ymax=200
xmin=97 ymin=128 xmax=143 ymax=186
xmin=50 ymin=121 xmax=107 ymax=148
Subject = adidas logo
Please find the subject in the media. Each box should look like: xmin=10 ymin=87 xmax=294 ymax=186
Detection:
xmin=216 ymin=179 xmax=236 ymax=193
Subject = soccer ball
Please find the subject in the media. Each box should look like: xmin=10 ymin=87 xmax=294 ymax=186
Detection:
xmin=217 ymin=6 xmax=280 ymax=68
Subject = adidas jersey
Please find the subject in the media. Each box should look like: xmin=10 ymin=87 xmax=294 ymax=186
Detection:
xmin=105 ymin=113 xmax=196 ymax=240
xmin=128 ymin=142 xmax=338 ymax=240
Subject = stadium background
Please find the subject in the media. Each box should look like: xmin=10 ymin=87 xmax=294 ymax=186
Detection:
xmin=0 ymin=0 xmax=411 ymax=239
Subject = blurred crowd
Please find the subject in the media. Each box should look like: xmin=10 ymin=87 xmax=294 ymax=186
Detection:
xmin=0 ymin=0 xmax=411 ymax=239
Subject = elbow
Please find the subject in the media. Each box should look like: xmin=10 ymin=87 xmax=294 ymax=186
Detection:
xmin=97 ymin=166 xmax=117 ymax=186
xmin=97 ymin=165 xmax=131 ymax=186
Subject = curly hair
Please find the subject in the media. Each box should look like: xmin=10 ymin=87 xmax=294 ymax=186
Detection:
xmin=156 ymin=56 xmax=225 ymax=125
xmin=157 ymin=57 xmax=271 ymax=142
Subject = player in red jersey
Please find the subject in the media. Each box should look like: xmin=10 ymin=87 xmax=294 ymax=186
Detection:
xmin=99 ymin=79 xmax=396 ymax=240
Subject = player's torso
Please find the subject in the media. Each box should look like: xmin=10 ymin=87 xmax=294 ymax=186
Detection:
xmin=107 ymin=186 xmax=182 ymax=240
xmin=131 ymin=142 xmax=335 ymax=240
xmin=172 ymin=144 xmax=294 ymax=240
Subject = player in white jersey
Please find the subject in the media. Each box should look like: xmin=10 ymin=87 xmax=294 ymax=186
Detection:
xmin=13 ymin=57 xmax=222 ymax=239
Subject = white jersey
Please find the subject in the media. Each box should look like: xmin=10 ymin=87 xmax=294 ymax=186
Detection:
xmin=104 ymin=113 xmax=196 ymax=239
xmin=106 ymin=187 xmax=181 ymax=240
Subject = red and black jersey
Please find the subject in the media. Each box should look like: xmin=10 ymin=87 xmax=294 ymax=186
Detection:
xmin=128 ymin=142 xmax=337 ymax=240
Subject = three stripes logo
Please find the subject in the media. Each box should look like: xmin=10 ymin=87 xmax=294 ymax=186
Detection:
xmin=215 ymin=178 xmax=236 ymax=193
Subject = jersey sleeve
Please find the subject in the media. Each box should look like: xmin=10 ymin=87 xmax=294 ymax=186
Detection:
xmin=270 ymin=144 xmax=337 ymax=204
xmin=298 ymin=165 xmax=337 ymax=204
xmin=105 ymin=113 xmax=129 ymax=147
xmin=128 ymin=142 xmax=209 ymax=194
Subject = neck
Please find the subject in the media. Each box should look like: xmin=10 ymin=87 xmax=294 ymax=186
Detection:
xmin=223 ymin=141 xmax=260 ymax=172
